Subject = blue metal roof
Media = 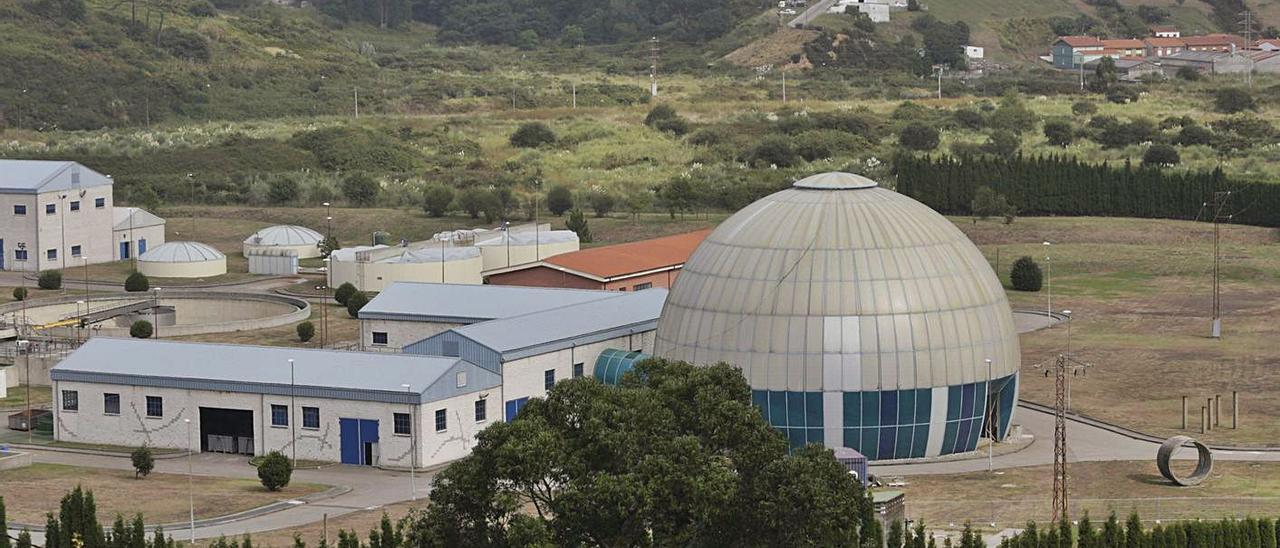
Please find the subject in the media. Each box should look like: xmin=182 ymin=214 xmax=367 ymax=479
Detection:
xmin=0 ymin=160 xmax=113 ymax=194
xmin=50 ymin=338 xmax=500 ymax=404
xmin=359 ymin=282 xmax=624 ymax=323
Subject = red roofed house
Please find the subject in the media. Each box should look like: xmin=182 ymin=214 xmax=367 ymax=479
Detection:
xmin=1258 ymin=38 xmax=1280 ymax=51
xmin=1052 ymin=36 xmax=1105 ymax=68
xmin=1151 ymin=25 xmax=1180 ymax=38
xmin=1144 ymin=36 xmax=1186 ymax=57
xmin=485 ymin=229 xmax=711 ymax=291
xmin=1101 ymin=39 xmax=1146 ymax=57
xmin=1183 ymin=33 xmax=1247 ymax=53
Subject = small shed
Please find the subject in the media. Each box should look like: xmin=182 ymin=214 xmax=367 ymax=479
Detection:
xmin=138 ymin=241 xmax=228 ymax=278
xmin=834 ymin=447 xmax=869 ymax=486
xmin=247 ymin=248 xmax=299 ymax=275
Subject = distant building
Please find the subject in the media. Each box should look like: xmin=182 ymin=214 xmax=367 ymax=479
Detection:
xmin=1151 ymin=25 xmax=1180 ymax=38
xmin=964 ymin=45 xmax=984 ymax=59
xmin=486 ymin=229 xmax=710 ymax=291
xmin=1157 ymin=50 xmax=1260 ymax=75
xmin=1257 ymin=38 xmax=1280 ymax=51
xmin=1084 ymin=57 xmax=1162 ymax=81
xmin=829 ymin=0 xmax=890 ymax=22
xmin=1183 ymin=33 xmax=1247 ymax=53
xmin=112 ymin=207 xmax=166 ymax=261
xmin=1144 ymin=36 xmax=1186 ymax=58
xmin=1052 ymin=36 xmax=1104 ymax=68
xmin=1101 ymin=39 xmax=1146 ymax=57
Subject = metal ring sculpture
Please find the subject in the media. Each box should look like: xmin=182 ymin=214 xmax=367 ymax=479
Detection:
xmin=1157 ymin=435 xmax=1213 ymax=486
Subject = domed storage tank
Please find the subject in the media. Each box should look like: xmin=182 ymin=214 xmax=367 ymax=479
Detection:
xmin=138 ymin=241 xmax=227 ymax=278
xmin=327 ymin=245 xmax=483 ymax=292
xmin=653 ymin=172 xmax=1020 ymax=460
xmin=243 ymin=225 xmax=325 ymax=259
xmin=475 ymin=230 xmax=579 ymax=271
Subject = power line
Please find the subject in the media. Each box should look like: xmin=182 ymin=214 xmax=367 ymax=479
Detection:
xmin=1051 ymin=353 xmax=1068 ymax=523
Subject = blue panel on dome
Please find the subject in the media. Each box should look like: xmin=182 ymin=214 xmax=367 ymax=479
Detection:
xmin=768 ymin=391 xmax=787 ymax=427
xmin=880 ymin=391 xmax=898 ymax=426
xmin=844 ymin=428 xmax=859 ymax=452
xmin=961 ymin=384 xmax=975 ymax=420
xmin=956 ymin=418 xmax=973 ymax=453
xmin=912 ymin=424 xmax=929 ymax=458
xmin=861 ymin=393 xmax=879 ymax=427
xmin=787 ymin=393 xmax=805 ymax=428
xmin=898 ymin=390 xmax=915 ymax=425
xmin=895 ymin=425 xmax=914 ymax=459
xmin=860 ymin=428 xmax=879 ymax=460
xmin=806 ymin=427 xmax=823 ymax=445
xmin=878 ymin=427 xmax=896 ymax=459
xmin=844 ymin=392 xmax=861 ymax=427
xmin=751 ymin=390 xmax=768 ymax=415
xmin=787 ymin=428 xmax=806 ymax=450
xmin=916 ymin=388 xmax=931 ymax=422
xmin=805 ymin=392 xmax=823 ymax=428
xmin=947 ymin=385 xmax=962 ymax=420
xmin=942 ymin=421 xmax=957 ymax=454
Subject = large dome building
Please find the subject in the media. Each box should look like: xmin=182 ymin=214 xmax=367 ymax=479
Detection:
xmin=653 ymin=172 xmax=1019 ymax=460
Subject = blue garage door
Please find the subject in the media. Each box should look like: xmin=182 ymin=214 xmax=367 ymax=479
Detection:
xmin=339 ymin=418 xmax=380 ymax=465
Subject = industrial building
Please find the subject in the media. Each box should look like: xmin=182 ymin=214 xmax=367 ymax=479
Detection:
xmin=50 ymin=338 xmax=500 ymax=467
xmin=137 ymin=241 xmax=227 ymax=278
xmin=485 ymin=229 xmax=709 ymax=291
xmin=357 ymin=282 xmax=622 ymax=350
xmin=654 ymin=172 xmax=1020 ymax=459
xmin=0 ymin=160 xmax=164 ymax=272
xmin=113 ymin=207 xmax=166 ymax=261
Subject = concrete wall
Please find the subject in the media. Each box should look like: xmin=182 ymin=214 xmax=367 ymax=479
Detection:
xmin=138 ymin=257 xmax=227 ymax=278
xmin=362 ymin=318 xmax=463 ymax=351
xmin=0 ymin=194 xmax=38 ymax=272
xmin=3 ymin=355 xmax=58 ymax=386
xmin=328 ymin=256 xmax=483 ymax=292
xmin=0 ymin=293 xmax=310 ymax=339
xmin=477 ymin=240 xmax=578 ymax=272
xmin=112 ymin=224 xmax=166 ymax=260
xmin=52 ymin=380 xmax=496 ymax=468
xmin=499 ymin=329 xmax=656 ymax=420
xmin=35 ymin=188 xmax=116 ymax=271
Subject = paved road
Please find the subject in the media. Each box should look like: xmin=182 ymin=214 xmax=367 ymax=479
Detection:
xmin=9 ymin=449 xmax=430 ymax=542
xmin=788 ymin=0 xmax=838 ymax=28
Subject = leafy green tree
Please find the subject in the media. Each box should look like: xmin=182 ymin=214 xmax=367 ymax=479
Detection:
xmin=421 ymin=186 xmax=454 ymax=217
xmin=38 ymin=269 xmax=62 ymax=290
xmin=588 ymin=192 xmax=616 ymax=218
xmin=546 ymin=185 xmax=574 ymax=216
xmin=898 ymin=123 xmax=940 ymax=152
xmin=515 ymin=29 xmax=539 ymax=50
xmin=1214 ymin=87 xmax=1256 ymax=114
xmin=1142 ymin=143 xmax=1180 ymax=167
xmin=47 ymin=486 xmax=106 ymax=548
xmin=1072 ymin=101 xmax=1098 ymax=116
xmin=954 ymin=108 xmax=984 ymax=129
xmin=268 ymin=176 xmax=300 ymax=205
xmin=131 ymin=446 xmax=155 ymax=478
xmin=795 ymin=129 xmax=868 ymax=161
xmin=1043 ymin=120 xmax=1075 ymax=147
xmin=565 ymin=208 xmax=592 ymax=243
xmin=16 ymin=530 xmax=31 ymax=548
xmin=130 ymin=320 xmax=153 ymax=339
xmin=748 ymin=135 xmax=801 ymax=167
xmin=334 ymin=282 xmax=357 ymax=306
xmin=561 ymin=24 xmax=586 ymax=47
xmin=12 ymin=287 xmax=28 ymax=301
xmin=346 ymin=291 xmax=369 ymax=318
xmin=456 ymin=187 xmax=498 ymax=220
xmin=510 ymin=122 xmax=557 ymax=148
xmin=644 ymin=104 xmax=679 ymax=127
xmin=318 ymin=235 xmax=339 ymax=259
xmin=0 ymin=497 xmax=8 ymax=548
xmin=410 ymin=359 xmax=875 ymax=546
xmin=340 ymin=173 xmax=380 ymax=207
xmin=1010 ymin=256 xmax=1042 ymax=292
xmin=1176 ymin=65 xmax=1202 ymax=81
xmin=988 ymin=92 xmax=1038 ymax=134
xmin=970 ymin=186 xmax=1015 ymax=222
xmin=1090 ymin=56 xmax=1118 ymax=92
xmin=296 ymin=321 xmax=315 ymax=343
xmin=1176 ymin=124 xmax=1213 ymax=146
xmin=1106 ymin=86 xmax=1140 ymax=104
xmin=888 ymin=520 xmax=904 ymax=548
xmin=1124 ymin=512 xmax=1144 ymax=548
xmin=125 ymin=271 xmax=150 ymax=292
xmin=257 ymin=451 xmax=293 ymax=491
xmin=980 ymin=130 xmax=1020 ymax=158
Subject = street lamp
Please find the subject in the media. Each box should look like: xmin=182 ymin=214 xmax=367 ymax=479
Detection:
xmin=289 ymin=358 xmax=297 ymax=467
xmin=187 ymin=173 xmax=197 ymax=237
xmin=1043 ymin=241 xmax=1052 ymax=324
xmin=82 ymin=255 xmax=90 ymax=336
xmin=316 ymin=284 xmax=328 ymax=348
xmin=985 ymin=357 xmax=994 ymax=473
xmin=503 ymin=221 xmax=511 ymax=268
xmin=75 ymin=300 xmax=85 ymax=343
xmin=323 ymin=202 xmax=332 ymax=238
xmin=402 ymin=383 xmax=416 ymax=501
xmin=185 ymin=417 xmax=195 ymax=544
xmin=152 ymin=287 xmax=162 ymax=338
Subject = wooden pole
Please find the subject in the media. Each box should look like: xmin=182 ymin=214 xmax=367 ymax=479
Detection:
xmin=1207 ymin=398 xmax=1214 ymax=431
xmin=1181 ymin=396 xmax=1187 ymax=430
xmin=1232 ymin=391 xmax=1239 ymax=429
xmin=1201 ymin=406 xmax=1207 ymax=434
xmin=1214 ymin=394 xmax=1221 ymax=426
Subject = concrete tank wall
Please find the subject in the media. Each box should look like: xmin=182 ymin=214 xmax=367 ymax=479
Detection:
xmin=244 ymin=242 xmax=320 ymax=260
xmin=478 ymin=240 xmax=578 ymax=272
xmin=138 ymin=257 xmax=228 ymax=278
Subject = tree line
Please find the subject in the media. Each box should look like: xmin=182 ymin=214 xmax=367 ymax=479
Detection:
xmin=995 ymin=512 xmax=1280 ymax=548
xmin=894 ymin=153 xmax=1280 ymax=228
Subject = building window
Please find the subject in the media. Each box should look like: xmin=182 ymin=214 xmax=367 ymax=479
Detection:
xmin=474 ymin=399 xmax=486 ymax=422
xmin=14 ymin=250 xmax=27 ymax=261
xmin=455 ymin=371 xmax=467 ymax=388
xmin=47 ymin=249 xmax=57 ymax=260
xmin=394 ymin=413 xmax=411 ymax=435
xmin=61 ymin=390 xmax=78 ymax=411
xmin=70 ymin=201 xmax=80 ymax=212
xmin=103 ymin=393 xmax=120 ymax=415
xmin=442 ymin=340 xmax=459 ymax=357
xmin=617 ymin=287 xmax=627 ymax=291
xmin=302 ymin=407 xmax=319 ymax=429
xmin=271 ymin=404 xmax=288 ymax=426
xmin=13 ymin=205 xmax=26 ymax=215
xmin=95 ymin=197 xmax=105 ymax=208
xmin=544 ymin=369 xmax=555 ymax=390
xmin=573 ymin=363 xmax=584 ymax=378
xmin=46 ymin=204 xmax=56 ymax=215
xmin=434 ymin=409 xmax=447 ymax=432
xmin=145 ymin=396 xmax=163 ymax=418
xmin=633 ymin=282 xmax=653 ymax=291
xmin=71 ymin=245 xmax=81 ymax=257
xmin=371 ymin=331 xmax=388 ymax=345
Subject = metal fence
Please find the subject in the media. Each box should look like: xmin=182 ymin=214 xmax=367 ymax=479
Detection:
xmin=0 ymin=337 xmax=82 ymax=363
xmin=909 ymin=497 xmax=1280 ymax=527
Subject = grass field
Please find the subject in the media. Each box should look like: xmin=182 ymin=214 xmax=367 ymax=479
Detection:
xmin=955 ymin=216 xmax=1280 ymax=446
xmin=901 ymin=460 xmax=1280 ymax=527
xmin=0 ymin=385 xmax=51 ymax=410
xmin=1 ymin=463 xmax=327 ymax=525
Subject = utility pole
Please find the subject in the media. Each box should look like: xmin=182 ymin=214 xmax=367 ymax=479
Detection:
xmin=934 ymin=65 xmax=944 ymax=99
xmin=353 ymin=87 xmax=359 ymax=118
xmin=649 ymin=36 xmax=660 ymax=98
xmin=1051 ymin=354 xmax=1069 ymax=523
xmin=1240 ymin=11 xmax=1255 ymax=88
xmin=571 ymin=81 xmax=577 ymax=109
xmin=187 ymin=173 xmax=197 ymax=238
xmin=1210 ymin=191 xmax=1232 ymax=338
xmin=782 ymin=70 xmax=787 ymax=103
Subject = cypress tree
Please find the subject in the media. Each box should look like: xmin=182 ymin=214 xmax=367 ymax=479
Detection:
xmin=0 ymin=497 xmax=9 ymax=548
xmin=1079 ymin=513 xmax=1098 ymax=548
xmin=1103 ymin=513 xmax=1124 ymax=548
xmin=128 ymin=516 xmax=145 ymax=548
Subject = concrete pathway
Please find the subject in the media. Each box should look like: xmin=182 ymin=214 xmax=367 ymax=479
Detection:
xmin=8 ymin=449 xmax=430 ymax=542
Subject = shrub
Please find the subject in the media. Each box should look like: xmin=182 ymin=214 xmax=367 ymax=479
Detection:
xmin=1010 ymin=256 xmax=1043 ymax=292
xmin=421 ymin=185 xmax=454 ymax=217
xmin=588 ymin=192 xmax=616 ymax=217
xmin=566 ymin=208 xmax=592 ymax=243
xmin=980 ymin=130 xmax=1020 ymax=158
xmin=346 ymin=291 xmax=369 ymax=318
xmin=12 ymin=287 xmax=27 ymax=301
xmin=257 ymin=451 xmax=293 ymax=491
xmin=652 ymin=117 xmax=689 ymax=135
xmin=333 ymin=282 xmax=357 ymax=306
xmin=1043 ymin=120 xmax=1074 ymax=147
xmin=748 ymin=135 xmax=801 ymax=167
xmin=987 ymin=94 xmax=1037 ymax=134
xmin=457 ymin=187 xmax=500 ymax=221
xmin=644 ymin=104 xmax=679 ymax=126
xmin=547 ymin=186 xmax=574 ymax=216
xmin=1214 ymin=88 xmax=1255 ymax=114
xmin=124 ymin=271 xmax=149 ymax=292
xmin=954 ymin=108 xmax=984 ymax=129
xmin=1175 ymin=124 xmax=1213 ymax=146
xmin=38 ymin=270 xmax=62 ymax=290
xmin=510 ymin=122 xmax=557 ymax=148
xmin=131 ymin=446 xmax=154 ymax=479
xmin=267 ymin=176 xmax=300 ymax=205
xmin=1175 ymin=66 xmax=1201 ymax=81
xmin=297 ymin=321 xmax=315 ymax=343
xmin=188 ymin=0 xmax=216 ymax=16
xmin=1142 ymin=143 xmax=1180 ymax=166
xmin=970 ymin=186 xmax=1015 ymax=222
xmin=794 ymin=129 xmax=868 ymax=161
xmin=318 ymin=235 xmax=339 ymax=259
xmin=340 ymin=173 xmax=380 ymax=207
xmin=1105 ymin=86 xmax=1140 ymax=104
xmin=898 ymin=123 xmax=939 ymax=151
xmin=130 ymin=320 xmax=153 ymax=339
xmin=1071 ymin=101 xmax=1097 ymax=116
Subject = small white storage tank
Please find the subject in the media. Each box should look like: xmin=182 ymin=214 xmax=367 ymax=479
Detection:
xmin=138 ymin=241 xmax=228 ymax=278
xmin=243 ymin=225 xmax=324 ymax=259
xmin=475 ymin=230 xmax=579 ymax=271
xmin=327 ymin=245 xmax=483 ymax=292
